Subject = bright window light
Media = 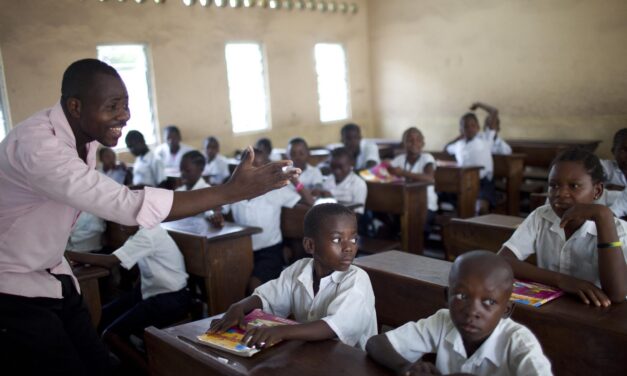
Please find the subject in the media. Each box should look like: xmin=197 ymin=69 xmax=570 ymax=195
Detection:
xmin=314 ymin=43 xmax=350 ymax=122
xmin=97 ymin=44 xmax=157 ymax=148
xmin=225 ymin=43 xmax=270 ymax=133
xmin=0 ymin=50 xmax=10 ymax=141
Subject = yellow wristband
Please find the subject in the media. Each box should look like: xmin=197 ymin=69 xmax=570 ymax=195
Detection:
xmin=597 ymin=241 xmax=622 ymax=249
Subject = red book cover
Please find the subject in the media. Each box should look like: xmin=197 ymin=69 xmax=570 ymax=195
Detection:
xmin=510 ymin=279 xmax=564 ymax=307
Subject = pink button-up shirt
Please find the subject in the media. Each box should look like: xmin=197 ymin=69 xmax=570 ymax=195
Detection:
xmin=0 ymin=103 xmax=173 ymax=299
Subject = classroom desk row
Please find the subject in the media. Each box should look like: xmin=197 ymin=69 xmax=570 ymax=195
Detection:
xmin=354 ymin=251 xmax=627 ymax=376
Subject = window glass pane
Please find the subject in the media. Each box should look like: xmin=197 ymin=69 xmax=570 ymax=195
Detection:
xmin=0 ymin=51 xmax=9 ymax=141
xmin=97 ymin=44 xmax=157 ymax=148
xmin=225 ymin=43 xmax=270 ymax=133
xmin=314 ymin=43 xmax=350 ymax=122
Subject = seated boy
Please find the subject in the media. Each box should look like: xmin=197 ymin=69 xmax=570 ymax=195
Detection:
xmin=470 ymin=102 xmax=512 ymax=155
xmin=66 ymin=211 xmax=106 ymax=253
xmin=444 ymin=113 xmax=496 ymax=214
xmin=341 ymin=123 xmax=380 ymax=170
xmin=366 ymin=251 xmax=552 ymax=376
xmin=203 ymin=136 xmax=231 ymax=185
xmin=317 ymin=147 xmax=367 ymax=214
xmin=98 ymin=147 xmax=130 ymax=185
xmin=66 ymin=224 xmax=190 ymax=370
xmin=286 ymin=137 xmax=324 ymax=190
xmin=154 ymin=125 xmax=193 ymax=173
xmin=125 ymin=130 xmax=166 ymax=187
xmin=208 ymin=203 xmax=377 ymax=350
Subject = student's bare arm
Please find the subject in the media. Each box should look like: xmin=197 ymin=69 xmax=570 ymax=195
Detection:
xmin=366 ymin=334 xmax=412 ymax=374
xmin=561 ymin=204 xmax=627 ymax=303
xmin=242 ymin=320 xmax=336 ymax=349
xmin=207 ymin=295 xmax=264 ymax=333
xmin=498 ymin=246 xmax=611 ymax=307
xmin=65 ymin=250 xmax=120 ymax=269
xmin=392 ymin=163 xmax=435 ymax=184
xmin=166 ymin=147 xmax=299 ymax=221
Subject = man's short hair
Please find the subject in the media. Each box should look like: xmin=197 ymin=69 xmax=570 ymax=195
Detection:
xmin=341 ymin=123 xmax=361 ymax=136
xmin=125 ymin=130 xmax=145 ymax=144
xmin=303 ymin=203 xmax=355 ymax=238
xmin=61 ymin=59 xmax=119 ymax=101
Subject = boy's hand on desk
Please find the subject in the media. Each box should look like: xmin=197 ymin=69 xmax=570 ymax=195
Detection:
xmin=387 ymin=166 xmax=404 ymax=177
xmin=207 ymin=211 xmax=225 ymax=229
xmin=399 ymin=360 xmax=441 ymax=376
xmin=241 ymin=325 xmax=288 ymax=350
xmin=557 ymin=274 xmax=611 ymax=307
xmin=207 ymin=306 xmax=246 ymax=333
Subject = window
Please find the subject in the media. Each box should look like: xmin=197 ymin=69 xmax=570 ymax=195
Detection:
xmin=97 ymin=44 xmax=157 ymax=148
xmin=225 ymin=43 xmax=270 ymax=133
xmin=314 ymin=43 xmax=350 ymax=122
xmin=0 ymin=50 xmax=10 ymax=141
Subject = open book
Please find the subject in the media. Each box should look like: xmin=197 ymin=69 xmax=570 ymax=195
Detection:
xmin=196 ymin=309 xmax=297 ymax=357
xmin=510 ymin=279 xmax=564 ymax=307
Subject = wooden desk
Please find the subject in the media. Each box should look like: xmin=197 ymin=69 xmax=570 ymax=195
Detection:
xmin=365 ymin=181 xmax=430 ymax=254
xmin=145 ymin=318 xmax=391 ymax=376
xmin=161 ymin=218 xmax=261 ymax=316
xmin=507 ymin=139 xmax=601 ymax=169
xmin=434 ymin=164 xmax=482 ymax=218
xmin=443 ymin=214 xmax=523 ymax=259
xmin=74 ymin=265 xmax=109 ymax=328
xmin=354 ymin=251 xmax=627 ymax=376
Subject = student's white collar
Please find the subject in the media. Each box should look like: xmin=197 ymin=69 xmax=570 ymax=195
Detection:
xmin=297 ymin=258 xmax=353 ymax=298
xmin=444 ymin=317 xmax=507 ymax=368
xmin=539 ymin=204 xmax=597 ymax=239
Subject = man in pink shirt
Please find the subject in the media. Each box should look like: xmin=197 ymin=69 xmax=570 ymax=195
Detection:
xmin=0 ymin=59 xmax=298 ymax=375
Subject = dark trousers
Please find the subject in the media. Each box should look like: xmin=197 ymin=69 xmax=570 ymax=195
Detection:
xmin=100 ymin=285 xmax=191 ymax=339
xmin=0 ymin=274 xmax=110 ymax=376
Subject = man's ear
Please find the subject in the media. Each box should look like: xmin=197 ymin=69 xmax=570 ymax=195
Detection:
xmin=303 ymin=237 xmax=314 ymax=256
xmin=65 ymin=97 xmax=82 ymax=119
xmin=503 ymin=301 xmax=515 ymax=319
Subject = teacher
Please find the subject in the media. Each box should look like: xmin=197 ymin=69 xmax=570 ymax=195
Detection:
xmin=0 ymin=58 xmax=298 ymax=375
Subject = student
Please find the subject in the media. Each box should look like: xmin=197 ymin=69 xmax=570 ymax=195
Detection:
xmin=317 ymin=147 xmax=367 ymax=215
xmin=208 ymin=203 xmax=377 ymax=350
xmin=499 ymin=148 xmax=627 ymax=306
xmin=445 ymin=113 xmax=496 ymax=213
xmin=203 ymin=136 xmax=230 ymax=185
xmin=66 ymin=223 xmax=190 ymax=372
xmin=0 ymin=58 xmax=297 ymax=375
xmin=387 ymin=127 xmax=438 ymax=226
xmin=366 ymin=251 xmax=552 ymax=376
xmin=470 ymin=101 xmax=512 ymax=155
xmin=98 ymin=146 xmax=130 ymax=185
xmin=154 ymin=125 xmax=193 ymax=173
xmin=255 ymin=137 xmax=282 ymax=162
xmin=66 ymin=211 xmax=106 ymax=253
xmin=177 ymin=150 xmax=220 ymax=219
xmin=125 ymin=130 xmax=167 ymax=187
xmin=601 ymin=128 xmax=627 ymax=188
xmin=341 ymin=123 xmax=380 ymax=170
xmin=286 ymin=137 xmax=324 ymax=189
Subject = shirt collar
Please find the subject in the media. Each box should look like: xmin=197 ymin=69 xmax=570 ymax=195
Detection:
xmin=540 ymin=204 xmax=597 ymax=237
xmin=50 ymin=102 xmax=98 ymax=169
xmin=444 ymin=318 xmax=506 ymax=367
xmin=296 ymin=259 xmax=352 ymax=298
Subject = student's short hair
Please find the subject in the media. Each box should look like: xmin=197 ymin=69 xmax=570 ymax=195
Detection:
xmin=460 ymin=112 xmax=479 ymax=126
xmin=204 ymin=136 xmax=220 ymax=148
xmin=61 ymin=59 xmax=119 ymax=101
xmin=330 ymin=146 xmax=354 ymax=163
xmin=255 ymin=138 xmax=273 ymax=153
xmin=401 ymin=127 xmax=423 ymax=142
xmin=303 ymin=203 xmax=355 ymax=238
xmin=612 ymin=128 xmax=627 ymax=152
xmin=288 ymin=137 xmax=308 ymax=148
xmin=550 ymin=147 xmax=606 ymax=184
xmin=125 ymin=130 xmax=145 ymax=144
xmin=181 ymin=150 xmax=206 ymax=169
xmin=163 ymin=125 xmax=181 ymax=137
xmin=98 ymin=147 xmax=115 ymax=160
xmin=341 ymin=123 xmax=361 ymax=136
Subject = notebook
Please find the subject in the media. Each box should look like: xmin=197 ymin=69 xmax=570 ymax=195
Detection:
xmin=196 ymin=309 xmax=297 ymax=357
xmin=510 ymin=279 xmax=564 ymax=307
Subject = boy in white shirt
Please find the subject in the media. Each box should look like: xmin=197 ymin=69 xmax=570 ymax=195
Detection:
xmin=66 ymin=211 xmax=106 ymax=253
xmin=286 ymin=137 xmax=324 ymax=190
xmin=98 ymin=147 xmax=130 ymax=185
xmin=470 ymin=101 xmax=513 ymax=155
xmin=601 ymin=128 xmax=627 ymax=189
xmin=208 ymin=203 xmax=377 ymax=350
xmin=341 ymin=123 xmax=381 ymax=170
xmin=66 ymin=224 xmax=190 ymax=369
xmin=445 ymin=113 xmax=496 ymax=213
xmin=317 ymin=147 xmax=368 ymax=214
xmin=125 ymin=130 xmax=166 ymax=187
xmin=202 ymin=136 xmax=230 ymax=185
xmin=366 ymin=251 xmax=552 ymax=376
xmin=154 ymin=125 xmax=193 ymax=174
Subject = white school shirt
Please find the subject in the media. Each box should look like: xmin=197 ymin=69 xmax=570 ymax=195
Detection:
xmin=154 ymin=143 xmax=194 ymax=172
xmin=114 ymin=226 xmax=188 ymax=300
xmin=385 ymin=309 xmax=552 ymax=376
xmin=98 ymin=165 xmax=127 ymax=185
xmin=503 ymin=204 xmax=627 ymax=288
xmin=298 ymin=164 xmax=324 ymax=189
xmin=132 ymin=150 xmax=166 ymax=187
xmin=601 ymin=159 xmax=627 ymax=187
xmin=253 ymin=258 xmax=377 ymax=350
xmin=66 ymin=211 xmax=106 ymax=252
xmin=446 ymin=137 xmax=493 ymax=180
xmin=478 ymin=129 xmax=512 ymax=155
xmin=322 ymin=172 xmax=367 ymax=214
xmin=175 ymin=178 xmax=212 ymax=217
xmin=390 ymin=153 xmax=438 ymax=211
xmin=356 ymin=139 xmax=381 ymax=170
xmin=226 ymin=186 xmax=301 ymax=250
xmin=202 ymin=154 xmax=230 ymax=185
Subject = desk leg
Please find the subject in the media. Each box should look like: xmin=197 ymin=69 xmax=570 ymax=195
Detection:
xmin=79 ymin=279 xmax=102 ymax=328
